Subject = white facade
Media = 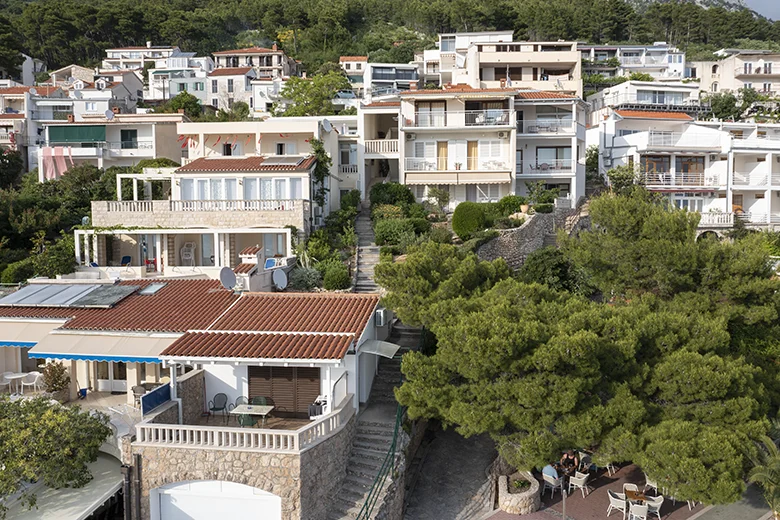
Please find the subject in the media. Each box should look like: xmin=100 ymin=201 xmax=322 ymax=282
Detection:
xmin=689 ymin=52 xmax=780 ymax=96
xmin=102 ymin=43 xmax=179 ymax=71
xmin=579 ymin=43 xmax=686 ymax=81
xmin=212 ymin=45 xmax=299 ymax=80
xmin=146 ymin=55 xmax=214 ymax=101
xmin=206 ymin=68 xmax=256 ymax=112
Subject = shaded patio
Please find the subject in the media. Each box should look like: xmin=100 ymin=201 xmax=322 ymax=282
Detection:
xmin=188 ymin=412 xmax=312 ymax=431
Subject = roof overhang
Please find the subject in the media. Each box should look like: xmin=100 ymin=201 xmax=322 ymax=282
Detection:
xmin=28 ymin=332 xmax=178 ymax=363
xmin=358 ymin=340 xmax=401 ymax=359
xmin=0 ymin=320 xmax=65 ymax=347
xmin=160 ymin=355 xmax=344 ymax=366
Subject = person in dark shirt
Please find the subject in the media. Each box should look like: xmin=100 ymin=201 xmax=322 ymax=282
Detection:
xmin=560 ymin=450 xmax=579 ymax=470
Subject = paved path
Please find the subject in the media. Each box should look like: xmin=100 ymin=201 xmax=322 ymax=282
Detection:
xmin=404 ymin=429 xmax=497 ymax=520
xmin=692 ymin=484 xmax=770 ymax=520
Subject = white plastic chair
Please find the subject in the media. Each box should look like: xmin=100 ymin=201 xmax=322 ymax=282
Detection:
xmin=629 ymin=502 xmax=648 ymax=520
xmin=606 ymin=462 xmax=617 ymax=476
xmin=643 ymin=473 xmax=658 ymax=494
xmin=0 ymin=371 xmax=12 ymax=392
xmin=542 ymin=473 xmax=563 ymax=498
xmin=646 ymin=495 xmax=664 ymax=520
xmin=623 ymin=483 xmax=639 ymax=494
xmin=568 ymin=471 xmax=590 ymax=497
xmin=607 ymin=489 xmax=627 ymax=519
xmin=21 ymin=372 xmax=42 ymax=393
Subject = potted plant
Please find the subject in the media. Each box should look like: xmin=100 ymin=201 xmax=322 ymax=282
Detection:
xmin=42 ymin=362 xmax=71 ymax=403
xmin=455 ymin=162 xmax=462 ymax=170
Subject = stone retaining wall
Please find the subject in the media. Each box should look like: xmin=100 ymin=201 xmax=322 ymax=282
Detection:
xmin=177 ymin=369 xmax=205 ymax=425
xmin=497 ymin=472 xmax=541 ymax=515
xmin=146 ymin=401 xmax=178 ymax=425
xmin=477 ymin=213 xmax=554 ymax=270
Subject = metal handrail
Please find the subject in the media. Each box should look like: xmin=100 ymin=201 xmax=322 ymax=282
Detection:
xmin=356 ymin=404 xmax=404 ymax=520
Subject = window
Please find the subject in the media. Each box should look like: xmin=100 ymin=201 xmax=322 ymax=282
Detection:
xmin=476 ymin=184 xmax=500 ymax=202
xmin=275 ymin=142 xmax=296 ymax=155
xmin=85 ymin=102 xmax=96 ymax=112
xmin=120 ymin=129 xmax=138 ymax=149
xmin=618 ymin=129 xmax=640 ymax=137
xmin=194 ymin=82 xmax=204 ymax=91
xmin=290 ymin=178 xmax=302 ymax=199
xmin=177 ymin=83 xmax=186 ymax=92
xmin=414 ymin=141 xmax=435 ymax=158
xmin=356 ymin=63 xmax=362 ymax=70
xmin=339 ymin=142 xmax=357 ymax=165
xmin=211 ymin=98 xmax=218 ymax=108
xmin=223 ymin=143 xmax=233 ymax=156
xmin=440 ymin=36 xmax=456 ymax=52
xmin=536 ymin=147 xmax=571 ymax=168
xmin=766 ymin=63 xmax=773 ymax=74
xmin=764 ymin=83 xmax=772 ymax=93
xmin=227 ymin=98 xmax=234 ymax=109
xmin=415 ymin=101 xmax=446 ymax=127
xmin=745 ymin=83 xmax=753 ymax=89
xmin=249 ymin=97 xmax=253 ymax=108
xmin=712 ymin=64 xmax=719 ymax=74
xmin=641 ymin=155 xmax=670 ymax=173
xmin=712 ymin=82 xmax=719 ymax=93
xmin=227 ymin=79 xmax=234 ymax=93
xmin=211 ymin=79 xmax=218 ymax=93
xmin=479 ymin=140 xmax=502 ymax=158
xmin=413 ymin=185 xmax=426 ymax=199
xmin=345 ymin=63 xmax=351 ymax=70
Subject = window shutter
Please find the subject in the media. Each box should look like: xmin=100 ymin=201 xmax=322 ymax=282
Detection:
xmin=248 ymin=366 xmax=272 ymax=401
xmin=295 ymin=367 xmax=321 ymax=413
xmin=270 ymin=367 xmax=296 ymax=415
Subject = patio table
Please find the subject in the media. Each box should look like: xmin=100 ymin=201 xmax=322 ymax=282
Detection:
xmin=6 ymin=373 xmax=27 ymax=394
xmin=230 ymin=404 xmax=275 ymax=427
xmin=626 ymin=489 xmax=647 ymax=503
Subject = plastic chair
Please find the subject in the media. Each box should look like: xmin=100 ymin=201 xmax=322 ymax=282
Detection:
xmin=629 ymin=502 xmax=648 ymax=520
xmin=643 ymin=473 xmax=658 ymax=494
xmin=21 ymin=372 xmax=42 ymax=394
xmin=120 ymin=256 xmax=132 ymax=272
xmin=132 ymin=385 xmax=146 ymax=408
xmin=568 ymin=471 xmax=590 ymax=498
xmin=237 ymin=414 xmax=257 ymax=428
xmin=646 ymin=495 xmax=664 ymax=520
xmin=623 ymin=483 xmax=639 ymax=494
xmin=0 ymin=371 xmax=12 ymax=392
xmin=251 ymin=396 xmax=267 ymax=406
xmin=208 ymin=393 xmax=228 ymax=423
xmin=264 ymin=258 xmax=277 ymax=269
xmin=542 ymin=473 xmax=562 ymax=499
xmin=229 ymin=396 xmax=248 ymax=412
xmin=607 ymin=489 xmax=627 ymax=518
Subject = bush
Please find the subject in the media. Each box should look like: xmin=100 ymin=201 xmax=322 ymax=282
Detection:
xmin=340 ymin=189 xmax=361 ymax=211
xmin=314 ymin=257 xmax=343 ymax=278
xmin=534 ymin=203 xmax=554 ymax=214
xmin=461 ymin=230 xmax=499 ymax=252
xmin=1 ymin=257 xmax=34 ymax=284
xmin=427 ymin=227 xmax=453 ymax=244
xmin=369 ymin=182 xmax=415 ymax=207
xmin=518 ymin=247 xmax=583 ymax=293
xmin=494 ymin=217 xmax=526 ymax=229
xmin=42 ymin=362 xmax=70 ymax=393
xmin=306 ymin=230 xmax=333 ymax=261
xmin=379 ymin=248 xmax=394 ymax=263
xmin=289 ymin=266 xmax=322 ymax=290
xmin=0 ymin=248 xmax=28 ymax=274
xmin=497 ymin=195 xmax=527 ymax=216
xmin=396 ymin=231 xmax=420 ymax=251
xmin=372 ymin=204 xmax=404 ymax=221
xmin=401 ymin=202 xmax=427 ymax=219
xmin=407 ymin=218 xmax=432 ymax=235
xmin=452 ymin=202 xmax=486 ymax=240
xmin=322 ymin=262 xmax=351 ymax=290
xmin=374 ymin=219 xmax=416 ymax=245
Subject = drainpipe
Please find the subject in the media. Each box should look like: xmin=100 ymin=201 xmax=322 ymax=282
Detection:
xmin=133 ymin=454 xmax=142 ymax=520
xmin=121 ymin=465 xmax=132 ymax=520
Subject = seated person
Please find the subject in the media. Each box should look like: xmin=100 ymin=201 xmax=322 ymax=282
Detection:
xmin=542 ymin=464 xmax=559 ymax=479
xmin=560 ymin=450 xmax=579 ymax=470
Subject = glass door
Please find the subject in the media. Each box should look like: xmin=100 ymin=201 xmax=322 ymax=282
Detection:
xmin=96 ymin=361 xmax=128 ymax=393
xmin=201 ymin=235 xmax=215 ymax=266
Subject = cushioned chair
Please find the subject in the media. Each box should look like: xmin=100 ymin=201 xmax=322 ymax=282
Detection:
xmin=208 ymin=393 xmax=228 ymax=423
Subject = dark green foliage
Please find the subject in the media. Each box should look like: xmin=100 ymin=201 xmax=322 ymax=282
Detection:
xmin=452 ymin=202 xmax=486 ymax=240
xmin=607 ymin=164 xmax=641 ymax=194
xmin=401 ymin=202 xmax=428 ymax=219
xmin=0 ymin=149 xmax=24 ymax=189
xmin=0 ymin=248 xmax=27 ymax=276
xmin=31 ymin=231 xmax=76 ymax=278
xmin=274 ymin=72 xmax=351 ymax=116
xmin=314 ymin=257 xmax=343 ymax=278
xmin=369 ymin=182 xmax=415 ymax=208
xmin=533 ymin=203 xmax=554 ymax=214
xmin=374 ymin=219 xmax=415 ymax=246
xmin=406 ymin=218 xmax=431 ymax=235
xmin=461 ymin=230 xmax=499 ymax=252
xmin=493 ymin=217 xmax=525 ymax=229
xmin=154 ymin=91 xmax=202 ymax=119
xmin=322 ymin=262 xmax=351 ymax=290
xmin=289 ymin=267 xmax=321 ymax=290
xmin=496 ymin=195 xmax=527 ymax=216
xmin=426 ymin=227 xmax=453 ymax=244
xmin=518 ymin=247 xmax=583 ymax=293
xmin=340 ymin=189 xmax=361 ymax=211
xmin=1 ymin=257 xmax=34 ymax=284
xmin=305 ymin=230 xmax=333 ymax=261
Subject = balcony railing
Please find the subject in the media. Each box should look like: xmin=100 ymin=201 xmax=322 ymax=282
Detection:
xmin=520 ymin=160 xmax=575 ymax=174
xmin=738 ymin=66 xmax=778 ymax=76
xmin=107 ymin=140 xmax=154 ymax=150
xmin=733 ymin=172 xmax=769 ymax=186
xmin=409 ymin=110 xmax=512 ymax=128
xmin=517 ymin=119 xmax=576 ymax=134
xmin=593 ymin=93 xmax=709 ymax=111
xmin=699 ymin=212 xmax=734 ymax=227
xmin=135 ymin=394 xmax=355 ymax=454
xmin=33 ymin=110 xmax=73 ymax=121
xmin=642 ymin=171 xmax=723 ymax=187
xmin=364 ymin=139 xmax=399 ymax=155
xmin=105 ymin=199 xmax=303 ymax=213
xmin=405 ymin=157 xmax=510 ymax=171
xmin=646 ymin=132 xmax=721 ymax=149
xmin=338 ymin=164 xmax=358 ymax=174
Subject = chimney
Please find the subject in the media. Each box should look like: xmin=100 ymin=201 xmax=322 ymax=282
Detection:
xmin=409 ymin=81 xmax=418 ymax=91
xmin=500 ymin=78 xmax=506 ymax=88
xmin=67 ymin=114 xmax=75 ymax=123
xmin=112 ymin=106 xmax=121 ymax=114
xmin=272 ymin=43 xmax=278 ymax=52
xmin=146 ymin=41 xmax=152 ymax=48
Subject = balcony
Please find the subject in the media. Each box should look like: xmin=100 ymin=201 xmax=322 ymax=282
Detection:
xmin=338 ymin=164 xmax=358 ymax=174
xmin=517 ymin=119 xmax=577 ymax=135
xmin=640 ymin=131 xmax=722 ymax=151
xmin=593 ymin=93 xmax=710 ymax=112
xmin=406 ymin=110 xmax=513 ymax=129
xmin=699 ymin=212 xmax=734 ymax=227
xmin=733 ymin=171 xmax=769 ymax=187
xmin=364 ymin=139 xmax=399 ymax=157
xmin=405 ymin=157 xmax=510 ymax=172
xmin=619 ymin=56 xmax=667 ymax=67
xmin=404 ymin=157 xmax=512 ymax=185
xmin=736 ymin=66 xmax=779 ymax=77
xmin=33 ymin=110 xmax=73 ymax=121
xmin=642 ymin=171 xmax=724 ymax=188
xmin=731 ymin=135 xmax=780 ymax=150
xmin=517 ymin=160 xmax=576 ymax=176
xmin=92 ymin=199 xmax=310 ymax=229
xmin=106 ymin=140 xmax=154 ymax=157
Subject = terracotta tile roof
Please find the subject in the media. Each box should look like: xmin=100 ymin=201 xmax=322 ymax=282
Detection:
xmin=106 ymin=46 xmax=174 ymax=51
xmin=213 ymin=47 xmax=275 ymax=55
xmin=176 ymin=155 xmax=316 ymax=173
xmin=340 ymin=56 xmax=368 ymax=62
xmin=210 ymin=293 xmax=380 ymax=335
xmin=362 ymin=101 xmax=400 ymax=108
xmin=209 ymin=67 xmax=253 ymax=77
xmin=0 ymin=280 xmax=238 ymax=333
xmin=615 ymin=110 xmax=692 ymax=121
xmin=0 ymin=86 xmax=60 ymax=96
xmin=234 ymin=263 xmax=256 ymax=274
xmin=400 ymin=84 xmax=517 ymax=96
xmin=161 ymin=332 xmax=354 ymax=360
xmin=516 ymin=91 xmax=576 ymax=100
xmin=240 ymin=246 xmax=262 ymax=255
xmin=0 ymin=114 xmax=25 ymax=119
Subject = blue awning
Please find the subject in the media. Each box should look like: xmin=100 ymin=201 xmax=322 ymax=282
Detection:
xmin=0 ymin=321 xmax=62 ymax=347
xmin=28 ymin=334 xmax=176 ymax=364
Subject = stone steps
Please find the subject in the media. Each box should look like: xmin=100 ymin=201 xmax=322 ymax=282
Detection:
xmin=543 ymin=233 xmax=558 ymax=248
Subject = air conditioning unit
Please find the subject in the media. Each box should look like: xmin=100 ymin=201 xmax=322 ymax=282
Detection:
xmin=405 ymin=133 xmax=416 ymax=141
xmin=497 ymin=131 xmax=509 ymax=139
xmin=709 ymin=154 xmax=718 ymax=161
xmin=375 ymin=308 xmax=387 ymax=327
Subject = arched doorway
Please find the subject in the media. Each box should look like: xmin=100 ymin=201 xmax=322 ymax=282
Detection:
xmin=151 ymin=481 xmax=282 ymax=520
xmin=712 ymin=64 xmax=719 ymax=74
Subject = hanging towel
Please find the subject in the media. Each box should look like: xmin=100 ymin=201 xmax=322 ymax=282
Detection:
xmin=53 ymin=146 xmax=68 ymax=177
xmin=67 ymin=146 xmax=74 ymax=166
xmin=42 ymin=147 xmax=57 ymax=181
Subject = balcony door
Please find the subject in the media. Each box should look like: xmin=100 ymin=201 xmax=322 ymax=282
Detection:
xmin=120 ymin=129 xmax=138 ymax=149
xmin=467 ymin=141 xmax=478 ymax=170
xmin=416 ymin=101 xmax=445 ymax=127
xmin=201 ymin=235 xmax=215 ymax=267
xmin=436 ymin=142 xmax=448 ymax=171
xmin=96 ymin=361 xmax=127 ymax=393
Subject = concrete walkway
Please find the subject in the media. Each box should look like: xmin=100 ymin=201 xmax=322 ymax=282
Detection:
xmin=692 ymin=484 xmax=771 ymax=520
xmin=404 ymin=428 xmax=497 ymax=520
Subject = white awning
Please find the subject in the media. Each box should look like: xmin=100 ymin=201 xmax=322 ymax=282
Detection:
xmin=0 ymin=320 xmax=64 ymax=347
xmin=359 ymin=340 xmax=401 ymax=359
xmin=29 ymin=333 xmax=177 ymax=363
xmin=4 ymin=453 xmax=122 ymax=520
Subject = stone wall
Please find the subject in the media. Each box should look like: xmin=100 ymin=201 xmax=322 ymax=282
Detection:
xmin=497 ymin=472 xmax=541 ymax=515
xmin=374 ymin=428 xmax=411 ymax=520
xmin=177 ymin=369 xmax=205 ymax=425
xmin=146 ymin=401 xmax=178 ymax=424
xmin=477 ymin=213 xmax=553 ymax=271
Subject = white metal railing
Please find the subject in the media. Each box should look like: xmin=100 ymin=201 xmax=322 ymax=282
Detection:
xmin=338 ymin=164 xmax=358 ymax=174
xmin=619 ymin=57 xmax=643 ymax=65
xmin=364 ymin=139 xmax=399 ymax=154
xmin=0 ymin=133 xmax=11 ymax=142
xmin=642 ymin=171 xmax=722 ymax=187
xmin=733 ymin=172 xmax=769 ymax=186
xmin=593 ymin=93 xmax=708 ymax=110
xmin=170 ymin=200 xmax=300 ymax=212
xmin=409 ymin=110 xmax=513 ymax=128
xmin=405 ymin=157 xmax=510 ymax=171
xmin=107 ymin=200 xmax=153 ymax=212
xmin=731 ymin=135 xmax=780 ymax=149
xmin=646 ymin=132 xmax=721 ymax=149
xmin=699 ymin=212 xmax=734 ymax=227
xmin=517 ymin=119 xmax=576 ymax=134
xmin=106 ymin=140 xmax=154 ymax=150
xmin=521 ymin=159 xmax=575 ymax=174
xmin=135 ymin=394 xmax=355 ymax=453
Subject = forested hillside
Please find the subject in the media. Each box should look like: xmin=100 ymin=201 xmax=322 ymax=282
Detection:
xmin=0 ymin=0 xmax=779 ymax=72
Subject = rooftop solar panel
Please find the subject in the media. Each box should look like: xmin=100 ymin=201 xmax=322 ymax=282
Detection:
xmin=0 ymin=283 xmax=137 ymax=308
xmin=70 ymin=285 xmax=138 ymax=308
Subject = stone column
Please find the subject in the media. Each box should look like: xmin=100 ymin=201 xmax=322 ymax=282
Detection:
xmin=68 ymin=360 xmax=79 ymax=401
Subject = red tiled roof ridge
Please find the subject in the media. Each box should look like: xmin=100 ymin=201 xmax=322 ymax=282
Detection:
xmin=209 ymin=67 xmax=253 ymax=76
xmin=213 ymin=47 xmax=275 ymax=55
xmin=615 ymin=110 xmax=692 ymax=120
xmin=340 ymin=56 xmax=368 ymax=62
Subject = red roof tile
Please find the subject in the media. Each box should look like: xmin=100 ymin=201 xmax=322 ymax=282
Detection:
xmin=176 ymin=156 xmax=316 ymax=173
xmin=400 ymin=84 xmax=517 ymax=96
xmin=161 ymin=332 xmax=354 ymax=360
xmin=0 ymin=280 xmax=238 ymax=333
xmin=0 ymin=114 xmax=25 ymax=119
xmin=234 ymin=263 xmax=256 ymax=274
xmin=614 ymin=110 xmax=692 ymax=121
xmin=209 ymin=67 xmax=253 ymax=77
xmin=362 ymin=101 xmax=400 ymax=108
xmin=516 ymin=91 xmax=576 ymax=100
xmin=340 ymin=56 xmax=367 ymax=62
xmin=210 ymin=293 xmax=380 ymax=335
xmin=212 ymin=47 xmax=275 ymax=55
xmin=0 ymin=86 xmax=60 ymax=96
xmin=240 ymin=246 xmax=262 ymax=255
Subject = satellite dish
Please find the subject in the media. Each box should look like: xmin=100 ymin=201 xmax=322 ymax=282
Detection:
xmin=219 ymin=266 xmax=237 ymax=290
xmin=272 ymin=269 xmax=288 ymax=291
xmin=321 ymin=119 xmax=333 ymax=133
xmin=29 ymin=88 xmax=38 ymax=96
xmin=105 ymin=110 xmax=115 ymax=120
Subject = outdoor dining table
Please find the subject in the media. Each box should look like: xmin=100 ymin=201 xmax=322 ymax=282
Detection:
xmin=230 ymin=404 xmax=275 ymax=427
xmin=625 ymin=489 xmax=647 ymax=503
xmin=6 ymin=373 xmax=27 ymax=394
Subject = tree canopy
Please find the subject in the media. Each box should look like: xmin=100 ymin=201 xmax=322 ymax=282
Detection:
xmin=274 ymin=72 xmax=351 ymax=117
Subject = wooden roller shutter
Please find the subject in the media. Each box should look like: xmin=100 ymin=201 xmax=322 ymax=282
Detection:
xmin=295 ymin=368 xmax=321 ymax=415
xmin=271 ymin=367 xmax=296 ymax=417
xmin=248 ymin=366 xmax=272 ymax=401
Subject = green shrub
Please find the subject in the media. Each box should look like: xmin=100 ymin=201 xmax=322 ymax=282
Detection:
xmin=379 ymin=248 xmax=394 ymax=263
xmin=0 ymin=248 xmax=28 ymax=275
xmin=340 ymin=224 xmax=358 ymax=249
xmin=323 ymin=262 xmax=351 ymax=290
xmin=340 ymin=189 xmax=361 ymax=211
xmin=372 ymin=204 xmax=404 ymax=221
xmin=397 ymin=231 xmax=420 ymax=251
xmin=306 ymin=230 xmax=333 ymax=261
xmin=407 ymin=218 xmax=432 ymax=235
xmin=314 ymin=257 xmax=344 ymax=278
xmin=374 ymin=219 xmax=416 ymax=245
xmin=461 ymin=230 xmax=499 ymax=252
xmin=1 ymin=257 xmax=34 ymax=284
xmin=494 ymin=217 xmax=526 ymax=229
xmin=289 ymin=266 xmax=322 ymax=290
xmin=42 ymin=362 xmax=70 ymax=392
xmin=481 ymin=202 xmax=503 ymax=228
xmin=452 ymin=202 xmax=486 ymax=240
xmin=427 ymin=227 xmax=453 ymax=244
xmin=497 ymin=195 xmax=527 ymax=216
xmin=369 ymin=182 xmax=415 ymax=207
xmin=401 ymin=202 xmax=428 ymax=219
xmin=534 ymin=203 xmax=554 ymax=214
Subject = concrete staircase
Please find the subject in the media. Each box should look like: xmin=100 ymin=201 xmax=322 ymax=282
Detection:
xmin=542 ymin=233 xmax=558 ymax=248
xmin=355 ymin=207 xmax=381 ymax=293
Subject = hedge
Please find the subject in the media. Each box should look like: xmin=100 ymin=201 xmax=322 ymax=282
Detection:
xmin=374 ymin=219 xmax=416 ymax=245
xmin=534 ymin=203 xmax=554 ymax=214
xmin=496 ymin=195 xmax=527 ymax=216
xmin=369 ymin=182 xmax=415 ymax=207
xmin=406 ymin=218 xmax=432 ymax=235
xmin=340 ymin=189 xmax=361 ymax=211
xmin=323 ymin=262 xmax=351 ymax=290
xmin=289 ymin=267 xmax=322 ymax=290
xmin=372 ymin=204 xmax=404 ymax=221
xmin=452 ymin=202 xmax=486 ymax=240
xmin=1 ymin=257 xmax=35 ymax=284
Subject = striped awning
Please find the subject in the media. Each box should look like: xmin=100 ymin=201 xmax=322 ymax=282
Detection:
xmin=28 ymin=333 xmax=177 ymax=363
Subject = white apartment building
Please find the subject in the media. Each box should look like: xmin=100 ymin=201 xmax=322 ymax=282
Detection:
xmin=101 ymin=43 xmax=180 ymax=71
xmin=251 ymin=78 xmax=287 ymax=116
xmin=688 ymin=51 xmax=780 ymax=96
xmin=207 ymin=67 xmax=256 ymax=111
xmin=146 ymin=54 xmax=214 ymax=101
xmin=363 ymin=63 xmax=420 ymax=97
xmin=416 ymin=31 xmax=582 ymax=96
xmin=340 ymin=56 xmax=368 ymax=93
xmin=579 ymin=43 xmax=686 ymax=81
xmin=212 ymin=45 xmax=299 ymax=80
xmin=0 ymin=53 xmax=46 ymax=86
